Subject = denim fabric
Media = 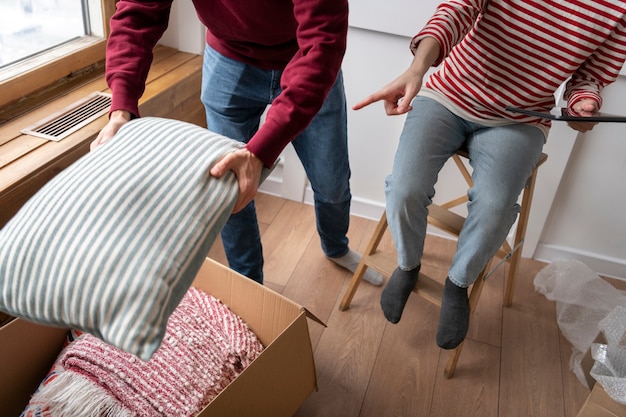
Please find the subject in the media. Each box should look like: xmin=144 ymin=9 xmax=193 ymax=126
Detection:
xmin=385 ymin=96 xmax=544 ymax=287
xmin=201 ymin=45 xmax=351 ymax=283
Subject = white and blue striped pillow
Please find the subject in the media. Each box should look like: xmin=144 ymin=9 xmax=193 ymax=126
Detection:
xmin=0 ymin=117 xmax=246 ymax=360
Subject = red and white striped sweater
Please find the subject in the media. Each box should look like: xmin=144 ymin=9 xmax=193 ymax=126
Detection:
xmin=413 ymin=0 xmax=626 ymax=134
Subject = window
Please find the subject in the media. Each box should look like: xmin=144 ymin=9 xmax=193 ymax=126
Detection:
xmin=0 ymin=0 xmax=115 ymax=110
xmin=0 ymin=0 xmax=88 ymax=68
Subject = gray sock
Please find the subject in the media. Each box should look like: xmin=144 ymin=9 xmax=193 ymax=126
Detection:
xmin=436 ymin=277 xmax=470 ymax=349
xmin=328 ymin=249 xmax=383 ymax=286
xmin=380 ymin=266 xmax=420 ymax=323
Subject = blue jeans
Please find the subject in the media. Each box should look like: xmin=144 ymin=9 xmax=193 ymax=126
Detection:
xmin=201 ymin=45 xmax=351 ymax=283
xmin=385 ymin=97 xmax=544 ymax=288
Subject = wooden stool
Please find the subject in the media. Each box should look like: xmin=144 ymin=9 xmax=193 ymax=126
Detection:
xmin=339 ymin=149 xmax=548 ymax=378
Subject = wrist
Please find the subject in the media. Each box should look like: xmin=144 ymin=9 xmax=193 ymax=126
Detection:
xmin=110 ymin=110 xmax=132 ymax=122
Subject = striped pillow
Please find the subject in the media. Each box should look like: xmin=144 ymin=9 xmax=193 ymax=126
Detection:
xmin=0 ymin=117 xmax=247 ymax=360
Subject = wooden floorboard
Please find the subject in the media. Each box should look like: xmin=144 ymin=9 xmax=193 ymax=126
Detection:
xmin=500 ymin=260 xmax=565 ymax=417
xmin=281 ymin=233 xmax=347 ymax=349
xmin=431 ymin=339 xmax=500 ymax=417
xmin=208 ymin=193 xmax=595 ymax=417
xmin=262 ymin=200 xmax=317 ymax=288
xmin=360 ymin=297 xmax=440 ymax=417
xmin=561 ymin=331 xmax=591 ymax=417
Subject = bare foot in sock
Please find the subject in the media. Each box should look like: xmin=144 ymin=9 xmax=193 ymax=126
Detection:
xmin=328 ymin=249 xmax=383 ymax=286
xmin=379 ymin=266 xmax=420 ymax=323
xmin=436 ymin=277 xmax=470 ymax=349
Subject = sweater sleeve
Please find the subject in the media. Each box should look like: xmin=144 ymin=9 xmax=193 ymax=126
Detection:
xmin=106 ymin=0 xmax=173 ymax=118
xmin=564 ymin=18 xmax=626 ymax=112
xmin=244 ymin=0 xmax=348 ymax=167
xmin=409 ymin=0 xmax=486 ymax=65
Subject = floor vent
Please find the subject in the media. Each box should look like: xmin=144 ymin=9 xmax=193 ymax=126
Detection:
xmin=21 ymin=92 xmax=112 ymax=141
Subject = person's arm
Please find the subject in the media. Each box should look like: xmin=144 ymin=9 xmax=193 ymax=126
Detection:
xmin=91 ymin=110 xmax=132 ymax=150
xmin=241 ymin=0 xmax=349 ymax=168
xmin=91 ymin=0 xmax=173 ymax=149
xmin=353 ymin=0 xmax=484 ymax=113
xmin=352 ymin=36 xmax=441 ymax=114
xmin=410 ymin=0 xmax=485 ymax=66
xmin=566 ymin=98 xmax=599 ymax=133
xmin=564 ymin=17 xmax=626 ymax=133
xmin=211 ymin=0 xmax=348 ymax=212
xmin=563 ymin=67 xmax=604 ymax=130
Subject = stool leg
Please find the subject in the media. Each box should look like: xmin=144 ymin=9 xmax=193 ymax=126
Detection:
xmin=339 ymin=259 xmax=370 ymax=311
xmin=339 ymin=211 xmax=388 ymax=311
xmin=443 ymin=263 xmax=489 ymax=378
xmin=444 ymin=341 xmax=465 ymax=379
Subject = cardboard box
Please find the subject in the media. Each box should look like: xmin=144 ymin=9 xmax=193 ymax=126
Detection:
xmin=0 ymin=258 xmax=319 ymax=417
xmin=576 ymin=332 xmax=626 ymax=417
xmin=576 ymin=384 xmax=626 ymax=417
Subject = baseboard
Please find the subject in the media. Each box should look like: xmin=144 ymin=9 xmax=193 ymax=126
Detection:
xmin=534 ymin=243 xmax=626 ymax=281
xmin=302 ymin=187 xmax=386 ymax=221
xmin=258 ymin=175 xmax=283 ymax=198
xmin=259 ymin=181 xmax=389 ymax=221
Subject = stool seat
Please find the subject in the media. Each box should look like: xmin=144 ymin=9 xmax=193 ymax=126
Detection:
xmin=339 ymin=149 xmax=548 ymax=378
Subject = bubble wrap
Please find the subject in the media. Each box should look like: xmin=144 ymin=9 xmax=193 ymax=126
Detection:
xmin=591 ymin=306 xmax=626 ymax=405
xmin=534 ymin=258 xmax=626 ymax=395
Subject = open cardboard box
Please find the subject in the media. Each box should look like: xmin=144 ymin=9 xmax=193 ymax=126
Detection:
xmin=576 ymin=332 xmax=626 ymax=417
xmin=0 ymin=258 xmax=320 ymax=417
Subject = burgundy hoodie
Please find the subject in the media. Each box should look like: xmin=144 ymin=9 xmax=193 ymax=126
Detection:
xmin=106 ymin=0 xmax=349 ymax=166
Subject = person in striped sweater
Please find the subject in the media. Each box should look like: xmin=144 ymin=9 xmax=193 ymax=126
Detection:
xmin=354 ymin=0 xmax=626 ymax=349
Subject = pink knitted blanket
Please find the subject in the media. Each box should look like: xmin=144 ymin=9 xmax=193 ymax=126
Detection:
xmin=22 ymin=287 xmax=264 ymax=417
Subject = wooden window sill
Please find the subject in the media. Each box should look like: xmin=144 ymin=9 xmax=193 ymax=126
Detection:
xmin=0 ymin=45 xmax=205 ymax=228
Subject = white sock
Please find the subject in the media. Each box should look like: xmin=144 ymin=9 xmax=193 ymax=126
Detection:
xmin=328 ymin=249 xmax=384 ymax=286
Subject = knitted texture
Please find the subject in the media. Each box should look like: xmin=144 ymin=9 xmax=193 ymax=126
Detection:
xmin=22 ymin=287 xmax=264 ymax=417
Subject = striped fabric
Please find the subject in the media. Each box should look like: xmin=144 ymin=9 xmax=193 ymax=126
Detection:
xmin=0 ymin=117 xmax=244 ymax=360
xmin=412 ymin=0 xmax=626 ymax=129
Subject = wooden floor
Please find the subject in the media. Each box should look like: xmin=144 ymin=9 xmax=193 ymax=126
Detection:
xmin=208 ymin=193 xmax=597 ymax=417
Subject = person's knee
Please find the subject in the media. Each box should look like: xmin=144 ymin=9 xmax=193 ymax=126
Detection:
xmin=386 ymin=178 xmax=432 ymax=210
xmin=469 ymin=195 xmax=521 ymax=220
xmin=315 ymin=189 xmax=351 ymax=206
xmin=311 ymin=178 xmax=351 ymax=205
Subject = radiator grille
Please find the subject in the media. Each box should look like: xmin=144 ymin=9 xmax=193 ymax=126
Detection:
xmin=21 ymin=92 xmax=112 ymax=141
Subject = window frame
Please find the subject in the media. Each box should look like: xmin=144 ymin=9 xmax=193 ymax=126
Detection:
xmin=0 ymin=0 xmax=116 ymax=110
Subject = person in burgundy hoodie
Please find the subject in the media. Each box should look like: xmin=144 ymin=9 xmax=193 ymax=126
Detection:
xmin=91 ymin=0 xmax=384 ymax=286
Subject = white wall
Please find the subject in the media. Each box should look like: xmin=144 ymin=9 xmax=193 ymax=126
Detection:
xmin=159 ymin=1 xmax=205 ymax=54
xmin=161 ymin=2 xmax=626 ymax=281
xmin=533 ymin=82 xmax=626 ymax=279
xmin=348 ymin=0 xmax=440 ymax=37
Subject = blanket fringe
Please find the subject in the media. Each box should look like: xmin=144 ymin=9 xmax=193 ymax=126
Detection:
xmin=33 ymin=372 xmax=132 ymax=417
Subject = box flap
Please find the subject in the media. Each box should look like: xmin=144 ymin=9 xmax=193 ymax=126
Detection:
xmin=576 ymin=384 xmax=626 ymax=417
xmin=0 ymin=320 xmax=68 ymax=416
xmin=305 ymin=308 xmax=327 ymax=327
xmin=200 ymin=313 xmax=316 ymax=416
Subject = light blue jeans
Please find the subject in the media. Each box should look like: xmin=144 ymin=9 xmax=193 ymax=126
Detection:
xmin=201 ymin=45 xmax=351 ymax=283
xmin=385 ymin=97 xmax=545 ymax=288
